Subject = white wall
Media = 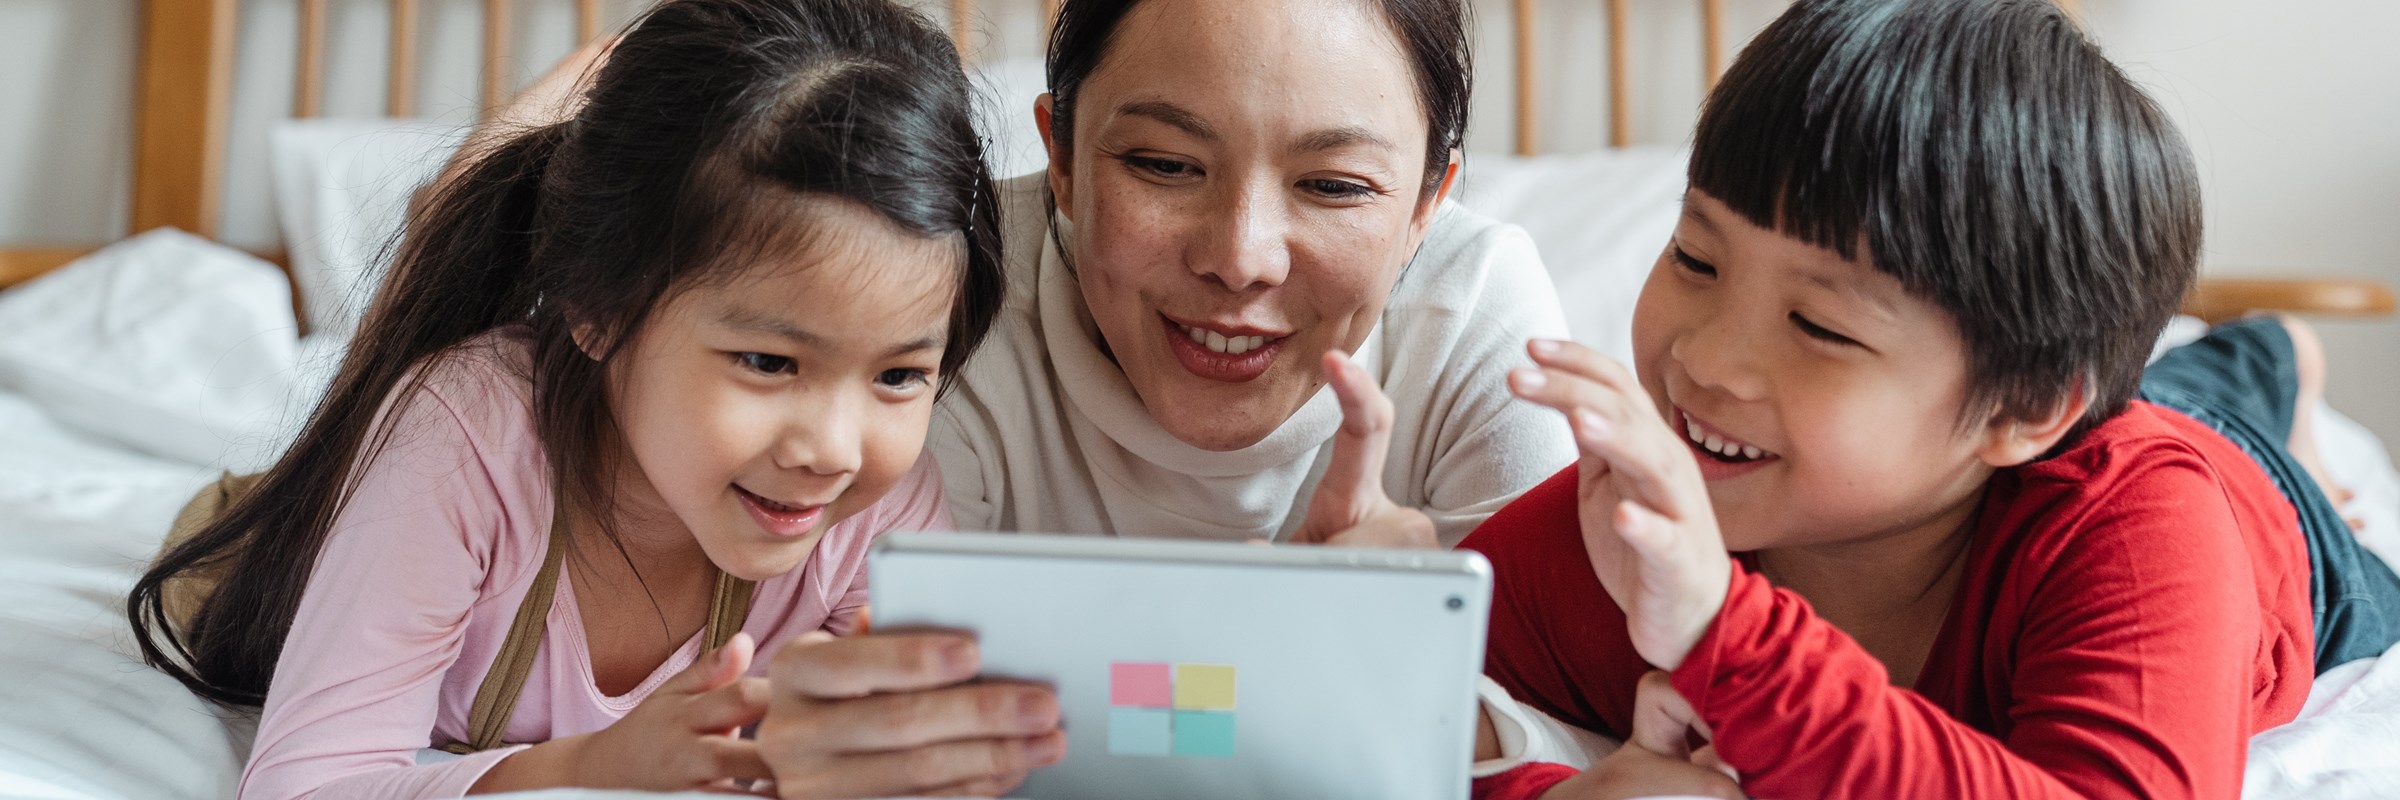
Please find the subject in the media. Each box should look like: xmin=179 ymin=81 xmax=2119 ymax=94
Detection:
xmin=6 ymin=0 xmax=2396 ymax=440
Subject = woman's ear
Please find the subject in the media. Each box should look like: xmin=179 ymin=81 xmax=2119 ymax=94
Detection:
xmin=1976 ymin=381 xmax=2092 ymax=468
xmin=1035 ymin=94 xmax=1073 ymax=221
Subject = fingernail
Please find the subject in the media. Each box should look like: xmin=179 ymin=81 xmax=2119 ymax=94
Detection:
xmin=1511 ymin=368 xmax=1547 ymax=391
xmin=1530 ymin=339 xmax=1561 ymax=356
xmin=1027 ymin=732 xmax=1067 ymax=764
xmin=1017 ymin=689 xmax=1058 ymax=729
xmin=1577 ymin=409 xmax=1609 ymax=441
xmin=942 ymin=640 xmax=978 ymax=674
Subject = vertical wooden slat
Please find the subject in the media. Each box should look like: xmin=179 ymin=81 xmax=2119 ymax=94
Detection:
xmin=133 ymin=0 xmax=238 ymax=237
xmin=483 ymin=0 xmax=513 ymax=115
xmin=1512 ymin=0 xmax=1536 ymax=156
xmin=950 ymin=0 xmax=973 ymax=61
xmin=295 ymin=0 xmax=326 ymax=118
xmin=390 ymin=0 xmax=419 ymax=116
xmin=577 ymin=0 xmax=603 ymax=44
xmin=1606 ymin=0 xmax=1629 ymax=148
xmin=1700 ymin=0 xmax=1725 ymax=90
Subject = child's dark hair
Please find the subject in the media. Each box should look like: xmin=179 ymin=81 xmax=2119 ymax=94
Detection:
xmin=127 ymin=0 xmax=1004 ymax=707
xmin=1691 ymin=0 xmax=2200 ymax=438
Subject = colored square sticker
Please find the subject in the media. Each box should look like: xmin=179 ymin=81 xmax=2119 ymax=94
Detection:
xmin=1111 ymin=662 xmax=1172 ymax=707
xmin=1171 ymin=710 xmax=1237 ymax=757
xmin=1173 ymin=663 xmax=1237 ymax=710
xmin=1107 ymin=707 xmax=1173 ymax=756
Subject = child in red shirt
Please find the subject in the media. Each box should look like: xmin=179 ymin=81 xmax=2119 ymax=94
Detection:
xmin=1463 ymin=0 xmax=2400 ymax=797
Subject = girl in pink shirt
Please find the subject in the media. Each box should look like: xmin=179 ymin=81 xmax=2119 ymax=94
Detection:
xmin=123 ymin=0 xmax=1024 ymax=796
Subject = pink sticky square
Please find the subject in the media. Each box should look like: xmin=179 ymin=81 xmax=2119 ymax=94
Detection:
xmin=1111 ymin=662 xmax=1172 ymax=707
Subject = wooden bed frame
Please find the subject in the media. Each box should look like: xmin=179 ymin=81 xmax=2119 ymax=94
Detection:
xmin=2 ymin=0 xmax=2390 ymax=326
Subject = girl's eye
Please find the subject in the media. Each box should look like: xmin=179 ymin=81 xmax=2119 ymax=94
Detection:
xmin=1125 ymin=155 xmax=1197 ymax=179
xmin=734 ymin=352 xmax=796 ymax=375
xmin=1301 ymin=178 xmax=1372 ymax=199
xmin=1671 ymin=245 xmax=1718 ymax=277
xmin=1790 ymin=313 xmax=1861 ymax=347
xmin=877 ymin=368 xmax=932 ymax=390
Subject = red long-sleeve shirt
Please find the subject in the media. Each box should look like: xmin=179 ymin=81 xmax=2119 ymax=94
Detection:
xmin=1464 ymin=401 xmax=2314 ymax=799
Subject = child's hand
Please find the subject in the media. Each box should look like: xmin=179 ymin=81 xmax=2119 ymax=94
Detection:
xmin=1292 ymin=351 xmax=1440 ymax=549
xmin=1509 ymin=339 xmax=1731 ymax=671
xmin=1537 ymin=672 xmax=1744 ymax=800
xmin=565 ymin=632 xmax=774 ymax=792
xmin=757 ymin=631 xmax=1065 ymax=798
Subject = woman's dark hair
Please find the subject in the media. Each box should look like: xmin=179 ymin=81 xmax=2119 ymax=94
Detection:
xmin=1690 ymin=0 xmax=2201 ymax=439
xmin=1043 ymin=0 xmax=1472 ymax=196
xmin=127 ymin=0 xmax=1004 ymax=707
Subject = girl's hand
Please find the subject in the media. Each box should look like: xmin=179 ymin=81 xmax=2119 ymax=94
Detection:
xmin=1538 ymin=672 xmax=1743 ymax=800
xmin=757 ymin=631 xmax=1066 ymax=798
xmin=1508 ymin=339 xmax=1731 ymax=671
xmin=473 ymin=632 xmax=773 ymax=794
xmin=1291 ymin=351 xmax=1439 ymax=549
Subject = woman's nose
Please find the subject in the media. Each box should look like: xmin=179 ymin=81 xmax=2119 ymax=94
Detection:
xmin=1188 ymin=181 xmax=1292 ymax=291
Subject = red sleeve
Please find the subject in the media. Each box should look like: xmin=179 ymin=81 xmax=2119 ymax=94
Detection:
xmin=1460 ymin=466 xmax=1649 ymax=740
xmin=1669 ymin=453 xmax=2264 ymax=799
xmin=1471 ymin=763 xmax=1578 ymax=800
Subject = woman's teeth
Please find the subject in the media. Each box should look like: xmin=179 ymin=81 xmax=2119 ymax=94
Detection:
xmin=1183 ymin=325 xmax=1268 ymax=355
xmin=1685 ymin=418 xmax=1766 ymax=460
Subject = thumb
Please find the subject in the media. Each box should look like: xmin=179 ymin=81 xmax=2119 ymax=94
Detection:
xmin=669 ymin=631 xmax=755 ymax=696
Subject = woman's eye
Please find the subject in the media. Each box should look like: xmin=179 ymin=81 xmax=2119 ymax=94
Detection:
xmin=1671 ymin=246 xmax=1718 ymax=277
xmin=1790 ymin=313 xmax=1860 ymax=347
xmin=1125 ymin=155 xmax=1197 ymax=178
xmin=877 ymin=368 xmax=932 ymax=389
xmin=1301 ymin=178 xmax=1372 ymax=199
xmin=734 ymin=352 xmax=796 ymax=375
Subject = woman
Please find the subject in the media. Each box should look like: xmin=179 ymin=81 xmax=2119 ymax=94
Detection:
xmin=449 ymin=0 xmax=1578 ymax=793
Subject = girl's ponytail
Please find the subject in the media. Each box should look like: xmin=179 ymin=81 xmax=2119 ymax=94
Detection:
xmin=126 ymin=124 xmax=567 ymax=707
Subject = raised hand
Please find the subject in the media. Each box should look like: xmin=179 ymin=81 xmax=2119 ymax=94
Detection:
xmin=1507 ymin=339 xmax=1730 ymax=671
xmin=1290 ymin=350 xmax=1439 ymax=549
xmin=756 ymin=631 xmax=1066 ymax=798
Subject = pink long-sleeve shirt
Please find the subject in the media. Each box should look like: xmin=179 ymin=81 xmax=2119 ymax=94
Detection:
xmin=239 ymin=329 xmax=953 ymax=800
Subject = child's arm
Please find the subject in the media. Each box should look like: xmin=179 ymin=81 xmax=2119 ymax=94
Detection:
xmin=1507 ymin=339 xmax=2265 ymax=799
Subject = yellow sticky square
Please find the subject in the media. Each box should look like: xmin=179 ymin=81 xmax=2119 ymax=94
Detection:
xmin=1173 ymin=663 xmax=1237 ymax=710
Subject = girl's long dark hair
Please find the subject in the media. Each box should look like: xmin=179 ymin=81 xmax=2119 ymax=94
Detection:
xmin=127 ymin=0 xmax=1004 ymax=707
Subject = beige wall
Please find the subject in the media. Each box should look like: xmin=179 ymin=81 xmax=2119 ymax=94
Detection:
xmin=6 ymin=0 xmax=2395 ymax=438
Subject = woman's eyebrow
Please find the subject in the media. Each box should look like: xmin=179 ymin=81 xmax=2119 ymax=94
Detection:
xmin=1116 ymin=100 xmax=1218 ymax=141
xmin=1293 ymin=126 xmax=1394 ymax=154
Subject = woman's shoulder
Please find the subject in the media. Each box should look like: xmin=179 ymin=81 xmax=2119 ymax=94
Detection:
xmin=1387 ymin=201 xmax=1562 ymax=322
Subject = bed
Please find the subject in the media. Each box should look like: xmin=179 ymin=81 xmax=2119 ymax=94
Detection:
xmin=0 ymin=1 xmax=2395 ymax=798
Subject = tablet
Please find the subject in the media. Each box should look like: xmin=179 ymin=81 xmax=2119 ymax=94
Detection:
xmin=867 ymin=532 xmax=1493 ymax=800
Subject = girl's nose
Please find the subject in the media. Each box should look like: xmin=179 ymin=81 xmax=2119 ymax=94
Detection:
xmin=774 ymin=394 xmax=862 ymax=477
xmin=1188 ymin=181 xmax=1292 ymax=291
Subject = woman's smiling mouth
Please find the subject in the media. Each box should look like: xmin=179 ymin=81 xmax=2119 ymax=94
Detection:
xmin=1161 ymin=313 xmax=1289 ymax=382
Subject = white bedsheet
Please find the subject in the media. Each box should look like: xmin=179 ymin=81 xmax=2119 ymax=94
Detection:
xmin=1 ymin=189 xmax=2395 ymax=799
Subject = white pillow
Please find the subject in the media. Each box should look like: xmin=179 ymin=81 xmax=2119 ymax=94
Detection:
xmin=269 ymin=118 xmax=467 ymax=337
xmin=972 ymin=56 xmax=1053 ymax=180
xmin=1452 ymin=147 xmax=1690 ymax=365
xmin=0 ymin=229 xmax=337 ymax=471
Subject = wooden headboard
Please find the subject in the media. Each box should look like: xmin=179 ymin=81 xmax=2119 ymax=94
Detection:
xmin=2 ymin=0 xmax=2389 ymax=323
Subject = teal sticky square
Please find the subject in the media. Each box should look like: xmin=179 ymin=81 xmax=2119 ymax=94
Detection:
xmin=1108 ymin=707 xmax=1172 ymax=756
xmin=1170 ymin=710 xmax=1236 ymax=757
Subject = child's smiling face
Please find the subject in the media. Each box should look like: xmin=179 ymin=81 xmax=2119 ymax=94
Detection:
xmin=1632 ymin=191 xmax=2031 ymax=553
xmin=603 ymin=197 xmax=959 ymax=581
